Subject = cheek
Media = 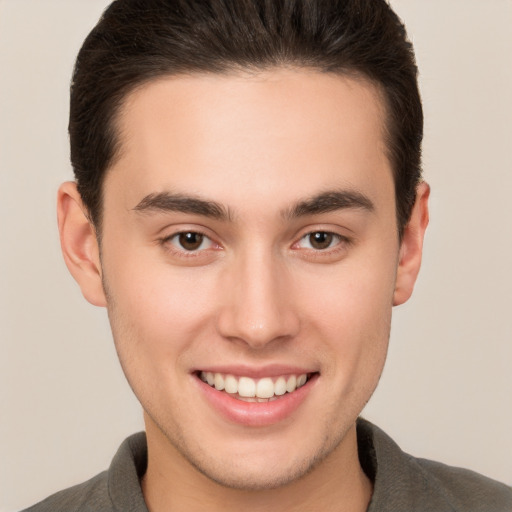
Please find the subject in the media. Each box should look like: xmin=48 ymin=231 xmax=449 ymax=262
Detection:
xmin=103 ymin=250 xmax=219 ymax=369
xmin=297 ymin=255 xmax=396 ymax=378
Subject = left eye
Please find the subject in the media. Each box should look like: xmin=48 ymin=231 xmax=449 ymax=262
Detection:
xmin=297 ymin=231 xmax=341 ymax=250
xmin=168 ymin=232 xmax=213 ymax=251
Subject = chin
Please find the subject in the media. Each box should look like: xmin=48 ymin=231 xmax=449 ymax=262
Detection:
xmin=161 ymin=419 xmax=349 ymax=491
xmin=185 ymin=451 xmax=325 ymax=491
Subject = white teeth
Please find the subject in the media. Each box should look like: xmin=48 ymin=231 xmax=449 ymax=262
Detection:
xmin=224 ymin=374 xmax=238 ymax=394
xmin=274 ymin=377 xmax=287 ymax=396
xmin=200 ymin=371 xmax=310 ymax=399
xmin=286 ymin=375 xmax=297 ymax=393
xmin=214 ymin=373 xmax=225 ymax=391
xmin=238 ymin=376 xmax=256 ymax=397
xmin=256 ymin=377 xmax=274 ymax=399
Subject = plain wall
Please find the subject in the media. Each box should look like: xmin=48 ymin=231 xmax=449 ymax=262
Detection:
xmin=1 ymin=1 xmax=511 ymax=510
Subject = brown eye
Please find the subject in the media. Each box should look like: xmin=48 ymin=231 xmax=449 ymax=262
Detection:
xmin=164 ymin=230 xmax=217 ymax=259
xmin=178 ymin=232 xmax=205 ymax=251
xmin=308 ymin=232 xmax=334 ymax=250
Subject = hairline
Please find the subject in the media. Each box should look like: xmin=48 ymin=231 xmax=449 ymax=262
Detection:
xmin=88 ymin=65 xmax=400 ymax=242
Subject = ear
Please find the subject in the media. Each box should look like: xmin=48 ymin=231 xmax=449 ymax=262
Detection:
xmin=393 ymin=181 xmax=430 ymax=306
xmin=57 ymin=182 xmax=107 ymax=307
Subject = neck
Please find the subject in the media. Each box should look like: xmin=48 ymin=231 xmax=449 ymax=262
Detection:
xmin=141 ymin=418 xmax=373 ymax=512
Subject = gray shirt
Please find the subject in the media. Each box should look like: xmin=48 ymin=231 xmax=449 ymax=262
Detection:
xmin=23 ymin=419 xmax=512 ymax=511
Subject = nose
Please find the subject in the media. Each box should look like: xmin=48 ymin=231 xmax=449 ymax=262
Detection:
xmin=216 ymin=248 xmax=300 ymax=349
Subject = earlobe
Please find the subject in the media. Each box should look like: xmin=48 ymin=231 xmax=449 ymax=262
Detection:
xmin=393 ymin=181 xmax=430 ymax=306
xmin=57 ymin=182 xmax=107 ymax=307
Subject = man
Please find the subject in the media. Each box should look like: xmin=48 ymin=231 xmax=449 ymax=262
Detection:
xmin=23 ymin=1 xmax=511 ymax=511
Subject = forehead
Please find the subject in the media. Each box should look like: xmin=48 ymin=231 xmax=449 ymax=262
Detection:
xmin=107 ymin=68 xmax=393 ymax=215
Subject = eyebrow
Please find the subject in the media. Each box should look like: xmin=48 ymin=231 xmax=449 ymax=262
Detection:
xmin=283 ymin=189 xmax=375 ymax=219
xmin=133 ymin=188 xmax=374 ymax=222
xmin=133 ymin=192 xmax=230 ymax=220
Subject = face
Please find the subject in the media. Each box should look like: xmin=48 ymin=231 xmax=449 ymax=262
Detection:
xmin=87 ymin=70 xmax=407 ymax=488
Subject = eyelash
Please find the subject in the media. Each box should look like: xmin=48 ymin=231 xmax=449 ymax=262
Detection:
xmin=160 ymin=230 xmax=218 ymax=257
xmin=160 ymin=229 xmax=351 ymax=259
xmin=295 ymin=232 xmax=347 ymax=251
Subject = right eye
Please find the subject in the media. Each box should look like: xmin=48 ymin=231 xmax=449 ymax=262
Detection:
xmin=166 ymin=231 xmax=214 ymax=252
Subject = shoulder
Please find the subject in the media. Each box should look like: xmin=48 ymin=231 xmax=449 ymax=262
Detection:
xmin=358 ymin=419 xmax=512 ymax=512
xmin=21 ymin=471 xmax=110 ymax=512
xmin=21 ymin=432 xmax=148 ymax=512
xmin=413 ymin=456 xmax=512 ymax=511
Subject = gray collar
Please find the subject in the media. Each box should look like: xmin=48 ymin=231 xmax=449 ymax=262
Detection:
xmin=106 ymin=420 xmax=511 ymax=512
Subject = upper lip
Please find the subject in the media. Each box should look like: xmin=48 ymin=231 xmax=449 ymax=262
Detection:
xmin=192 ymin=364 xmax=318 ymax=379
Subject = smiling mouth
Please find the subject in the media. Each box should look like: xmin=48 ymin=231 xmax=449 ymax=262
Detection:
xmin=198 ymin=371 xmax=314 ymax=402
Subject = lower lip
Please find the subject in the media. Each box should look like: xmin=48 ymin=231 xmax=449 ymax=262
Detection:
xmin=194 ymin=374 xmax=318 ymax=427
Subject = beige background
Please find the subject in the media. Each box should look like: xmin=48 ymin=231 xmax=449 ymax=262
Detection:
xmin=1 ymin=1 xmax=511 ymax=510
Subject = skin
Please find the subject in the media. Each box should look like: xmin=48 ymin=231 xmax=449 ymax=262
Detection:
xmin=58 ymin=69 xmax=429 ymax=512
